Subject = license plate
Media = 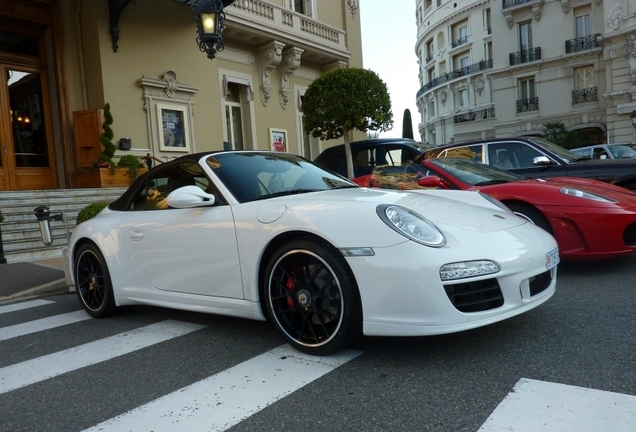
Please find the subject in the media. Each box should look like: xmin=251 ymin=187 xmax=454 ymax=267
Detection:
xmin=546 ymin=248 xmax=560 ymax=270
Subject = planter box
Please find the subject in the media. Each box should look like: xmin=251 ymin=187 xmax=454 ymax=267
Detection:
xmin=71 ymin=167 xmax=147 ymax=188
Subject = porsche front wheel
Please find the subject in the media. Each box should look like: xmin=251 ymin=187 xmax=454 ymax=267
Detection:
xmin=263 ymin=240 xmax=362 ymax=355
xmin=507 ymin=202 xmax=553 ymax=235
xmin=75 ymin=243 xmax=116 ymax=318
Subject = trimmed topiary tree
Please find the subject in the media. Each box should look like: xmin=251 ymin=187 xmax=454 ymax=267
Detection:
xmin=402 ymin=109 xmax=414 ymax=139
xmin=302 ymin=67 xmax=393 ymax=179
xmin=99 ymin=103 xmax=116 ymax=168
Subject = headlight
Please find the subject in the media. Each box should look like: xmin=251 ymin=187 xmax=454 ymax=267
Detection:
xmin=440 ymin=260 xmax=500 ymax=281
xmin=479 ymin=192 xmax=511 ymax=212
xmin=377 ymin=204 xmax=445 ymax=247
xmin=560 ymin=188 xmax=615 ymax=203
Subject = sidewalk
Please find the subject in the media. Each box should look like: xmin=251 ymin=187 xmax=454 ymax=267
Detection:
xmin=0 ymin=256 xmax=71 ymax=302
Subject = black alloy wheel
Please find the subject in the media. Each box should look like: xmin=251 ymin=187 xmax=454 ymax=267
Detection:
xmin=506 ymin=202 xmax=554 ymax=235
xmin=264 ymin=239 xmax=362 ymax=355
xmin=75 ymin=243 xmax=116 ymax=318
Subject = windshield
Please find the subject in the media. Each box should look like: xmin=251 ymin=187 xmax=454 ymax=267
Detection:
xmin=608 ymin=144 xmax=636 ymax=158
xmin=430 ymin=158 xmax=523 ymax=186
xmin=528 ymin=137 xmax=582 ymax=163
xmin=207 ymin=152 xmax=356 ymax=203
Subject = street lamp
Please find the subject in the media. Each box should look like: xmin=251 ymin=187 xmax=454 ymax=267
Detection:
xmin=631 ymin=110 xmax=636 ymax=129
xmin=191 ymin=0 xmax=229 ymax=60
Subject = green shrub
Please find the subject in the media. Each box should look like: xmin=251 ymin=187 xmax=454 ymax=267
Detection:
xmin=77 ymin=202 xmax=108 ymax=225
xmin=117 ymin=154 xmax=144 ymax=178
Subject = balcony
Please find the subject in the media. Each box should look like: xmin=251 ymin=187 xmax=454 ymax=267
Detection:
xmin=426 ymin=54 xmax=434 ymax=63
xmin=223 ymin=0 xmax=349 ymax=64
xmin=572 ymin=87 xmax=597 ymax=104
xmin=454 ymin=107 xmax=496 ymax=124
xmin=451 ymin=36 xmax=469 ymax=49
xmin=509 ymin=47 xmax=541 ymax=66
xmin=565 ymin=34 xmax=601 ymax=54
xmin=417 ymin=59 xmax=493 ymax=98
xmin=502 ymin=0 xmax=532 ymax=8
xmin=516 ymin=97 xmax=539 ymax=113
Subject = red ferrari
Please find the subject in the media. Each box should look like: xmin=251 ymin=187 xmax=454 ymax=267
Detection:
xmin=354 ymin=157 xmax=636 ymax=260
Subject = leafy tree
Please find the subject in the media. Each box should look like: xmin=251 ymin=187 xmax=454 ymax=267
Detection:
xmin=302 ymin=67 xmax=393 ymax=179
xmin=543 ymin=121 xmax=592 ymax=149
xmin=402 ymin=109 xmax=414 ymax=139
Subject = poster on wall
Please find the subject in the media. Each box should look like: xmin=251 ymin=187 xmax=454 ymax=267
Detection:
xmin=158 ymin=103 xmax=190 ymax=151
xmin=269 ymin=128 xmax=287 ymax=152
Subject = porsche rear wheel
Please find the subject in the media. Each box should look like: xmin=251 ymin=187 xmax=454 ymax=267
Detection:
xmin=75 ymin=243 xmax=116 ymax=318
xmin=506 ymin=202 xmax=553 ymax=235
xmin=263 ymin=240 xmax=362 ymax=355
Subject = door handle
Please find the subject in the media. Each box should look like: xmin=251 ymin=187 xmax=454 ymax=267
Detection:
xmin=129 ymin=228 xmax=144 ymax=241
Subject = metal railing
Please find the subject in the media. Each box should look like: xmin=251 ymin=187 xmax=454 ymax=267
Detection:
xmin=509 ymin=47 xmax=541 ymax=65
xmin=502 ymin=0 xmax=533 ymax=8
xmin=417 ymin=59 xmax=493 ymax=97
xmin=452 ymin=36 xmax=469 ymax=49
xmin=565 ymin=34 xmax=601 ymax=54
xmin=454 ymin=107 xmax=496 ymax=124
xmin=516 ymin=97 xmax=539 ymax=113
xmin=572 ymin=87 xmax=597 ymax=104
xmin=426 ymin=54 xmax=434 ymax=63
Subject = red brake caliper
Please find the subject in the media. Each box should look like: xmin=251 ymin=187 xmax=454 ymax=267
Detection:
xmin=286 ymin=276 xmax=295 ymax=308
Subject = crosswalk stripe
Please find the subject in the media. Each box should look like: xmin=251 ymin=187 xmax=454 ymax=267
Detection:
xmin=0 ymin=320 xmax=206 ymax=395
xmin=0 ymin=299 xmax=55 ymax=315
xmin=478 ymin=378 xmax=636 ymax=431
xmin=0 ymin=310 xmax=91 ymax=342
xmin=83 ymin=344 xmax=361 ymax=432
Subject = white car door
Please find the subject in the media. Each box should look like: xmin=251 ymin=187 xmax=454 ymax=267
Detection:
xmin=126 ymin=205 xmax=243 ymax=298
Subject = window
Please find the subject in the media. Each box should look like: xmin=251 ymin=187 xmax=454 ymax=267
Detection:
xmin=519 ymin=22 xmax=533 ymax=51
xmin=293 ymin=0 xmax=313 ymax=17
xmin=483 ymin=9 xmax=491 ymax=31
xmin=458 ymin=88 xmax=468 ymax=107
xmin=487 ymin=142 xmax=542 ymax=169
xmin=459 ymin=25 xmax=468 ymax=41
xmin=459 ymin=55 xmax=470 ymax=69
xmin=225 ymin=82 xmax=244 ymax=151
xmin=427 ymin=39 xmax=434 ymax=58
xmin=485 ymin=42 xmax=493 ymax=60
xmin=574 ymin=66 xmax=594 ymax=90
xmin=519 ymin=77 xmax=535 ymax=100
xmin=430 ymin=99 xmax=435 ymax=117
xmin=428 ymin=68 xmax=436 ymax=83
xmin=575 ymin=11 xmax=591 ymax=38
xmin=130 ymin=162 xmax=211 ymax=211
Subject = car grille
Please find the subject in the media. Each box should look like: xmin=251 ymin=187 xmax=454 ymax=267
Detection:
xmin=529 ymin=270 xmax=552 ymax=297
xmin=443 ymin=278 xmax=504 ymax=313
xmin=623 ymin=223 xmax=636 ymax=247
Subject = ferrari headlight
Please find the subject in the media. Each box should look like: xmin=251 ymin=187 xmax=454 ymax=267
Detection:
xmin=377 ymin=204 xmax=445 ymax=247
xmin=440 ymin=260 xmax=500 ymax=281
xmin=560 ymin=188 xmax=615 ymax=203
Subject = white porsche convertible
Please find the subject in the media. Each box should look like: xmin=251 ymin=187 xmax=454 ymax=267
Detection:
xmin=68 ymin=151 xmax=558 ymax=355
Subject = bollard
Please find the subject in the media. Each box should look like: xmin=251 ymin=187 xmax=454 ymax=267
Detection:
xmin=34 ymin=206 xmax=68 ymax=246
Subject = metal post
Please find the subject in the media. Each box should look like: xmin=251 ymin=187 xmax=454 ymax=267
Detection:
xmin=0 ymin=224 xmax=7 ymax=265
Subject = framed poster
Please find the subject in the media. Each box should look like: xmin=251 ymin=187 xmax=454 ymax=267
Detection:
xmin=157 ymin=103 xmax=190 ymax=152
xmin=269 ymin=128 xmax=287 ymax=152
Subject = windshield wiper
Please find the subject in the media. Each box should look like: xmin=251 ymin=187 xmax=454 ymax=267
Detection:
xmin=255 ymin=189 xmax=323 ymax=200
xmin=474 ymin=179 xmax=509 ymax=186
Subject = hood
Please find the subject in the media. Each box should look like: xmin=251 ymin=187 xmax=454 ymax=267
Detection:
xmin=271 ymin=188 xmax=525 ymax=233
xmin=530 ymin=177 xmax=636 ymax=203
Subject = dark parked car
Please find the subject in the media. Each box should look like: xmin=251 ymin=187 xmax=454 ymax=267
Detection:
xmin=419 ymin=137 xmax=636 ymax=190
xmin=314 ymin=138 xmax=431 ymax=178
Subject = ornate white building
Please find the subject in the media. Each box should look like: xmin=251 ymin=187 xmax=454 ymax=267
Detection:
xmin=415 ymin=0 xmax=636 ymax=145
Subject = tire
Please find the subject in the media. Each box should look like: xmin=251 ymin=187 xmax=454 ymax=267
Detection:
xmin=75 ymin=243 xmax=117 ymax=318
xmin=506 ymin=202 xmax=553 ymax=235
xmin=263 ymin=239 xmax=362 ymax=355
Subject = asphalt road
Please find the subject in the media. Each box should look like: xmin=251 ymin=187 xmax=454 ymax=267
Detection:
xmin=1 ymin=255 xmax=635 ymax=432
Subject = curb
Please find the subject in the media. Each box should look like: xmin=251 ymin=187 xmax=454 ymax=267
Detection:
xmin=0 ymin=278 xmax=72 ymax=303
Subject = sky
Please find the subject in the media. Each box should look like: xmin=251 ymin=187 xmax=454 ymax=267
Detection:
xmin=360 ymin=1 xmax=419 ymax=138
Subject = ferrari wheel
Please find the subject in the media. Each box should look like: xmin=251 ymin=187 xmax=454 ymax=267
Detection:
xmin=263 ymin=240 xmax=362 ymax=355
xmin=75 ymin=243 xmax=116 ymax=318
xmin=507 ymin=202 xmax=553 ymax=235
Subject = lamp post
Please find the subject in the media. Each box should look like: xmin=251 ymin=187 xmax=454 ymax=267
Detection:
xmin=191 ymin=0 xmax=231 ymax=60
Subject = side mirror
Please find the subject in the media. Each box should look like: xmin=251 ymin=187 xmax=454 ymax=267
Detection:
xmin=417 ymin=176 xmax=450 ymax=189
xmin=533 ymin=156 xmax=552 ymax=166
xmin=167 ymin=185 xmax=216 ymax=208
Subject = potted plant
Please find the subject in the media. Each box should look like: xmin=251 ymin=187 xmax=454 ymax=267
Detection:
xmin=117 ymin=154 xmax=145 ymax=179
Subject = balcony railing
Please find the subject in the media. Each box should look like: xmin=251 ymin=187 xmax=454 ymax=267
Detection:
xmin=452 ymin=36 xmax=469 ymax=49
xmin=417 ymin=59 xmax=493 ymax=97
xmin=426 ymin=54 xmax=434 ymax=63
xmin=572 ymin=87 xmax=597 ymax=104
xmin=454 ymin=108 xmax=496 ymax=124
xmin=502 ymin=0 xmax=532 ymax=8
xmin=516 ymin=97 xmax=539 ymax=113
xmin=509 ymin=47 xmax=541 ymax=65
xmin=565 ymin=34 xmax=601 ymax=54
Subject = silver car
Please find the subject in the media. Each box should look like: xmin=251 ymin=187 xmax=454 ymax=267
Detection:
xmin=571 ymin=143 xmax=636 ymax=159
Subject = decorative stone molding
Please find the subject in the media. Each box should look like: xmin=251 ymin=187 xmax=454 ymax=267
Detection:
xmin=504 ymin=11 xmax=514 ymax=28
xmin=474 ymin=79 xmax=485 ymax=96
xmin=138 ymin=70 xmax=198 ymax=113
xmin=608 ymin=3 xmax=623 ymax=31
xmin=258 ymin=41 xmax=285 ymax=107
xmin=627 ymin=34 xmax=636 ymax=86
xmin=323 ymin=60 xmax=348 ymax=71
xmin=440 ymin=91 xmax=447 ymax=105
xmin=561 ymin=0 xmax=570 ymax=13
xmin=279 ymin=46 xmax=303 ymax=110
